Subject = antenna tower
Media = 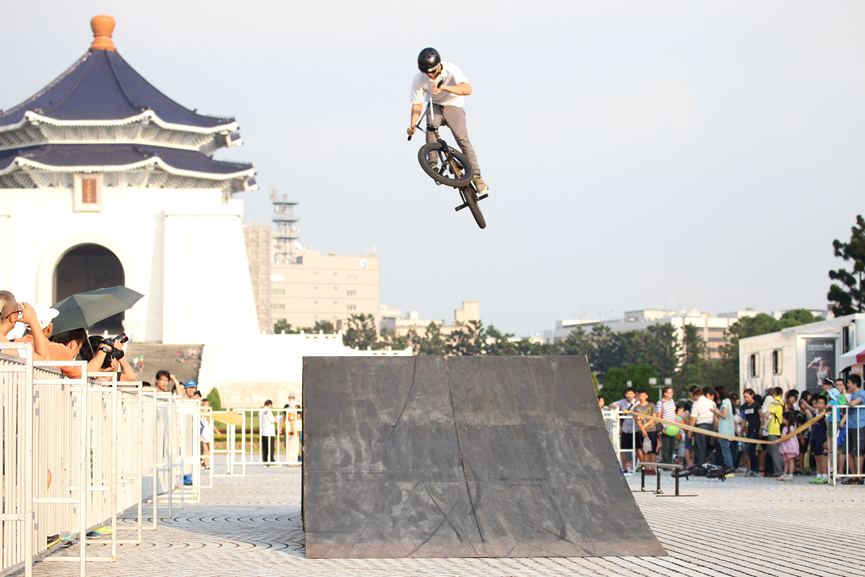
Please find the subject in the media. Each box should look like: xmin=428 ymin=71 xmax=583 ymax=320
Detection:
xmin=271 ymin=189 xmax=300 ymax=264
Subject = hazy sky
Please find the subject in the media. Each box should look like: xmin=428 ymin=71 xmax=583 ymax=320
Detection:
xmin=3 ymin=2 xmax=863 ymax=336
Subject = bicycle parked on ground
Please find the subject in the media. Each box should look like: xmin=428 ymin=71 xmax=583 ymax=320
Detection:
xmin=408 ymin=96 xmax=488 ymax=229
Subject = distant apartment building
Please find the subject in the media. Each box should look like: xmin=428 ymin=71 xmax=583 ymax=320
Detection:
xmin=270 ymin=249 xmax=380 ymax=331
xmin=381 ymin=301 xmax=480 ymax=338
xmin=243 ymin=197 xmax=381 ymax=333
xmin=543 ymin=309 xmax=762 ymax=359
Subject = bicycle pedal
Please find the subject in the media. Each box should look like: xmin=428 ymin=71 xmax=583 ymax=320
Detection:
xmin=454 ymin=203 xmax=467 ymax=212
xmin=477 ymin=193 xmax=488 ymax=201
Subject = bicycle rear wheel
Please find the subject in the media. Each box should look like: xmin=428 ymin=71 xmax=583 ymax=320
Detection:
xmin=458 ymin=184 xmax=486 ymax=229
xmin=418 ymin=142 xmax=474 ymax=187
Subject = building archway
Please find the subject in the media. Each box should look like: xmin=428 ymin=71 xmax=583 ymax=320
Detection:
xmin=54 ymin=244 xmax=125 ymax=333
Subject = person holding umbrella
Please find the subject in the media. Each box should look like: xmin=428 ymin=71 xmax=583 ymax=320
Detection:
xmin=50 ymin=286 xmax=143 ymax=382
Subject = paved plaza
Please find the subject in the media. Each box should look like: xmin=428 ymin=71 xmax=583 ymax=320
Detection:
xmin=23 ymin=466 xmax=865 ymax=577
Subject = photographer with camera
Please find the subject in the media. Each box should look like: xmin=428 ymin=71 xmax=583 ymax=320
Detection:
xmin=79 ymin=333 xmax=137 ymax=382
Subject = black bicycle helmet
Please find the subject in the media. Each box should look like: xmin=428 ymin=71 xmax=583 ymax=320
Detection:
xmin=417 ymin=47 xmax=441 ymax=73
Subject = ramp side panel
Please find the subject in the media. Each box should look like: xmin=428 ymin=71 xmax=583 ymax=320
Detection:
xmin=303 ymin=356 xmax=666 ymax=558
xmin=448 ymin=356 xmax=663 ymax=549
xmin=303 ymin=356 xmax=482 ymax=547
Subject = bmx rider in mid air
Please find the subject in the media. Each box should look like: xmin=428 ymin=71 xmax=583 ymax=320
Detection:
xmin=407 ymin=47 xmax=488 ymax=195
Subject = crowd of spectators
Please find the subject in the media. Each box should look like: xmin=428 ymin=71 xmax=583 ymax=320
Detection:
xmin=609 ymin=376 xmax=865 ymax=484
xmin=0 ymin=292 xmax=137 ymax=381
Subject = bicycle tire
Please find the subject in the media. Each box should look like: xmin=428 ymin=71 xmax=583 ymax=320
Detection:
xmin=418 ymin=142 xmax=474 ymax=187
xmin=458 ymin=184 xmax=486 ymax=229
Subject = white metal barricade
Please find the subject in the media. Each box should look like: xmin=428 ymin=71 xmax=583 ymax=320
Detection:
xmin=211 ymin=411 xmax=242 ymax=477
xmin=602 ymin=407 xmax=638 ymax=474
xmin=830 ymin=404 xmax=865 ymax=486
xmin=0 ymin=343 xmax=208 ymax=577
xmin=223 ymin=408 xmax=303 ymax=471
xmin=1 ymin=344 xmax=35 ymax=577
xmin=153 ymin=395 xmax=203 ymax=517
xmin=199 ymin=407 xmax=213 ymax=489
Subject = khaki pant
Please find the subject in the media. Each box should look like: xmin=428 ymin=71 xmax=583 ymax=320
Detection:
xmin=427 ymin=103 xmax=481 ymax=176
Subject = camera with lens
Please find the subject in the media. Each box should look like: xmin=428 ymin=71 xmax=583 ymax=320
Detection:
xmin=82 ymin=333 xmax=127 ymax=369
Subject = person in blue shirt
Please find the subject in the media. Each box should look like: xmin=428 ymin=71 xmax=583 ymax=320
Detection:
xmin=841 ymin=374 xmax=865 ymax=485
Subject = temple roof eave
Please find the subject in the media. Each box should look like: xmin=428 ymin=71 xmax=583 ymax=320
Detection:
xmin=0 ymin=110 xmax=239 ymax=136
xmin=0 ymin=156 xmax=255 ymax=182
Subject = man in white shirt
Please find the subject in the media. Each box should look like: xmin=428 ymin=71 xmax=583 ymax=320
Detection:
xmin=407 ymin=47 xmax=488 ymax=194
xmin=689 ymin=388 xmax=715 ymax=466
xmin=259 ymin=400 xmax=277 ymax=466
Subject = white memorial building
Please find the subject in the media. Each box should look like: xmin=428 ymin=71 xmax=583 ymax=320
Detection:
xmin=0 ymin=16 xmax=410 ymax=405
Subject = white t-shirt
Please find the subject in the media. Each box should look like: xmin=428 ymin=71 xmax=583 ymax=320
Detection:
xmin=410 ymin=62 xmax=470 ymax=108
xmin=691 ymin=396 xmax=715 ymax=425
xmin=259 ymin=408 xmax=276 ymax=437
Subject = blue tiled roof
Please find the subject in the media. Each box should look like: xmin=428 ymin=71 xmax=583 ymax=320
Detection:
xmin=0 ymin=144 xmax=253 ymax=176
xmin=0 ymin=50 xmax=234 ymax=129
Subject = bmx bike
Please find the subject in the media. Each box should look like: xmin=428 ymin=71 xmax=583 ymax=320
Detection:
xmin=408 ymin=99 xmax=488 ymax=229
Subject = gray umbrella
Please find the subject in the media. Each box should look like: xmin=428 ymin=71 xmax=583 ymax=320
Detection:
xmin=51 ymin=286 xmax=144 ymax=334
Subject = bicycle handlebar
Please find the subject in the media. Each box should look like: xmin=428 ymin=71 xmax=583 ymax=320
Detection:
xmin=407 ymin=81 xmax=442 ymax=142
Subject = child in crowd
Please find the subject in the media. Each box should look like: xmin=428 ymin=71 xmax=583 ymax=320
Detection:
xmin=777 ymin=411 xmax=800 ymax=482
xmin=806 ymin=393 xmax=829 ymax=484
xmin=795 ymin=412 xmax=810 ymax=475
xmin=675 ymin=402 xmax=689 ymax=465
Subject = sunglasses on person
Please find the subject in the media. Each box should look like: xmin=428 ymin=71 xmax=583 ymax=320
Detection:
xmin=5 ymin=308 xmax=21 ymax=320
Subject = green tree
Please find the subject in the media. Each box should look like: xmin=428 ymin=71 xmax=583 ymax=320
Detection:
xmin=514 ymin=338 xmax=561 ymax=356
xmin=447 ymin=320 xmax=485 ymax=356
xmin=380 ymin=328 xmax=409 ymax=351
xmin=273 ymin=319 xmax=298 ymax=334
xmin=828 ymin=215 xmax=865 ymax=316
xmin=710 ymin=309 xmax=821 ymax=393
xmin=484 ymin=325 xmax=518 ymax=356
xmin=408 ymin=322 xmax=447 ymax=356
xmin=600 ymin=363 xmax=658 ymax=405
xmin=777 ymin=309 xmax=821 ymax=329
xmin=588 ymin=324 xmax=616 ymax=380
xmin=674 ymin=324 xmax=706 ymax=396
xmin=645 ymin=323 xmax=681 ymax=380
xmin=342 ymin=313 xmax=380 ymax=350
xmin=312 ymin=320 xmax=336 ymax=334
xmin=206 ymin=387 xmax=222 ymax=411
xmin=561 ymin=326 xmax=593 ymax=357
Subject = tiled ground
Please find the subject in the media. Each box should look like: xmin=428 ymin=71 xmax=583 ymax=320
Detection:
xmin=23 ymin=466 xmax=865 ymax=576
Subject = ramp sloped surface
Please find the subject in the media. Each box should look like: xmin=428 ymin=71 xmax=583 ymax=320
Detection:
xmin=302 ymin=356 xmax=665 ymax=558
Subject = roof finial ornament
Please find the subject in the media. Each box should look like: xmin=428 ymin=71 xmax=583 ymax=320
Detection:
xmin=90 ymin=15 xmax=116 ymax=52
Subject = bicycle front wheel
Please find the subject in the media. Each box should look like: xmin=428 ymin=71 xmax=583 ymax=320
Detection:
xmin=418 ymin=142 xmax=474 ymax=187
xmin=458 ymin=184 xmax=486 ymax=229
